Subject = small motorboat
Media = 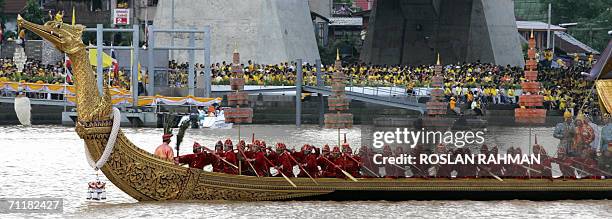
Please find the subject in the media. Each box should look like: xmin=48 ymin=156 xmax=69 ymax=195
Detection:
xmin=178 ymin=110 xmax=233 ymax=129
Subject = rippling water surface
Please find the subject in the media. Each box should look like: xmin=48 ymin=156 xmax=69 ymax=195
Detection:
xmin=0 ymin=125 xmax=610 ymax=218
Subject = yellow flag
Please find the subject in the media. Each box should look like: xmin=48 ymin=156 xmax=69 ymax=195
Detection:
xmin=138 ymin=63 xmax=142 ymax=81
xmin=71 ymin=6 xmax=76 ymax=25
xmin=88 ymin=49 xmax=114 ymax=68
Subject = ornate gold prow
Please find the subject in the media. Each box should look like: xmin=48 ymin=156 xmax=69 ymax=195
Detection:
xmin=17 ymin=15 xmax=112 ymax=123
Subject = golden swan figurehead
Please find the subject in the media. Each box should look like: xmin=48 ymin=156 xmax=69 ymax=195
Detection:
xmin=17 ymin=14 xmax=112 ymax=123
xmin=17 ymin=14 xmax=85 ymax=54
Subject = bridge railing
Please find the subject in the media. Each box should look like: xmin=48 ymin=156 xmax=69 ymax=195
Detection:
xmin=304 ymin=72 xmax=420 ymax=103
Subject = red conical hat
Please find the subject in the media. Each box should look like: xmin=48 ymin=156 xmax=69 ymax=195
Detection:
xmin=383 ymin=145 xmax=392 ymax=154
xmin=323 ymin=144 xmax=330 ymax=153
xmin=332 ymin=146 xmax=341 ymax=154
xmin=162 ymin=134 xmax=173 ymax=141
xmin=193 ymin=142 xmax=201 ymax=149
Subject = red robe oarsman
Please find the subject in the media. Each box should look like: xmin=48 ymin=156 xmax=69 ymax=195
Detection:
xmin=555 ymin=147 xmax=575 ymax=178
xmin=409 ymin=144 xmax=429 ymax=178
xmin=212 ymin=141 xmax=225 ymax=172
xmin=382 ymin=145 xmax=395 ymax=178
xmin=434 ymin=144 xmax=452 ymax=178
xmin=223 ymin=139 xmax=238 ymax=175
xmin=513 ymin=147 xmax=528 ymax=178
xmin=297 ymin=145 xmax=320 ymax=178
xmin=331 ymin=146 xmax=345 ymax=178
xmin=274 ymin=143 xmax=296 ymax=177
xmin=576 ymin=148 xmax=599 ymax=178
xmin=237 ymin=141 xmax=255 ymax=176
xmin=456 ymin=147 xmax=477 ymax=178
xmin=531 ymin=144 xmax=552 ymax=178
xmin=477 ymin=144 xmax=491 ymax=178
xmin=292 ymin=144 xmax=309 ymax=164
xmin=504 ymin=147 xmax=516 ymax=177
xmin=247 ymin=144 xmax=269 ymax=177
xmin=339 ymin=144 xmax=361 ymax=178
xmin=319 ymin=145 xmax=336 ymax=178
xmin=392 ymin=146 xmax=406 ymax=178
xmin=358 ymin=146 xmax=378 ymax=177
xmin=489 ymin=146 xmax=504 ymax=177
xmin=175 ymin=142 xmax=214 ymax=169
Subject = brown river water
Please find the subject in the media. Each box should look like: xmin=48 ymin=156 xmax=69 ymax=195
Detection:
xmin=0 ymin=125 xmax=610 ymax=218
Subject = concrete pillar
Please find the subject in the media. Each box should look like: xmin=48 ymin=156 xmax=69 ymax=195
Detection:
xmin=203 ymin=27 xmax=212 ymax=97
xmin=147 ymin=25 xmax=155 ymax=96
xmin=296 ymin=59 xmax=302 ymax=127
xmin=316 ymin=59 xmax=323 ymax=87
xmin=316 ymin=59 xmax=324 ymax=127
xmin=96 ymin=24 xmax=103 ymax=96
xmin=188 ymin=31 xmax=195 ymax=96
xmin=131 ymin=24 xmax=140 ymax=107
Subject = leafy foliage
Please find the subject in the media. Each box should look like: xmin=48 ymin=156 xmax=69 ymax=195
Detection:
xmin=175 ymin=118 xmax=190 ymax=152
xmin=538 ymin=0 xmax=612 ymax=51
xmin=1 ymin=0 xmax=6 ymax=32
xmin=21 ymin=0 xmax=45 ymax=40
xmin=162 ymin=114 xmax=175 ymax=135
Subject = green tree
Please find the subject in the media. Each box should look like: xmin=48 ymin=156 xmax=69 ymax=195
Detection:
xmin=1 ymin=0 xmax=6 ymax=28
xmin=541 ymin=0 xmax=608 ymax=24
xmin=21 ymin=0 xmax=45 ymax=40
xmin=568 ymin=8 xmax=612 ymax=52
xmin=539 ymin=0 xmax=612 ymax=51
xmin=334 ymin=0 xmax=354 ymax=4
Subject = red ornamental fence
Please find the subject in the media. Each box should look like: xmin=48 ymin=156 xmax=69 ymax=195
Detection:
xmin=518 ymin=95 xmax=544 ymax=107
xmin=328 ymin=96 xmax=349 ymax=111
xmin=526 ymin=59 xmax=537 ymax=70
xmin=230 ymin=78 xmax=245 ymax=91
xmin=431 ymin=76 xmax=444 ymax=87
xmin=524 ymin=70 xmax=538 ymax=81
xmin=424 ymin=117 xmax=454 ymax=128
xmin=521 ymin=82 xmax=541 ymax=93
xmin=331 ymin=83 xmax=346 ymax=93
xmin=528 ymin=49 xmax=536 ymax=58
xmin=429 ymin=88 xmax=444 ymax=98
xmin=227 ymin=92 xmax=248 ymax=105
xmin=324 ymin=113 xmax=353 ymax=129
xmin=225 ymin=108 xmax=253 ymax=123
xmin=514 ymin=108 xmax=547 ymax=124
xmin=427 ymin=101 xmax=448 ymax=115
xmin=332 ymin=72 xmax=347 ymax=81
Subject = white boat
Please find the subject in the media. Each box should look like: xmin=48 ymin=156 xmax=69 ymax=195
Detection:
xmin=178 ymin=110 xmax=233 ymax=129
xmin=14 ymin=94 xmax=31 ymax=126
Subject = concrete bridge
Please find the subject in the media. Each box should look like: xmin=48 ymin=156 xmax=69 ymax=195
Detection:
xmin=361 ymin=0 xmax=524 ymax=67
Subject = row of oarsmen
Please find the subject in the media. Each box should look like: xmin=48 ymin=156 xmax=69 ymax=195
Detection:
xmin=174 ymin=139 xmax=606 ymax=179
xmin=175 ymin=139 xmax=362 ymax=178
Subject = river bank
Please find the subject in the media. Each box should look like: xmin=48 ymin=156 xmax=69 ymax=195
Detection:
xmin=0 ymin=95 xmax=571 ymax=127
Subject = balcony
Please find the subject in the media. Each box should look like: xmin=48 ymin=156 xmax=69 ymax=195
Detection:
xmin=44 ymin=0 xmax=111 ymax=26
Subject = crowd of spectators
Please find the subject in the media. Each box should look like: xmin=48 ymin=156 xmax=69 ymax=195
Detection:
xmin=0 ymin=58 xmax=66 ymax=84
xmin=0 ymin=57 xmax=602 ymax=117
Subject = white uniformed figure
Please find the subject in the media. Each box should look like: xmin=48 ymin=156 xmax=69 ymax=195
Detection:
xmin=14 ymin=91 xmax=31 ymax=126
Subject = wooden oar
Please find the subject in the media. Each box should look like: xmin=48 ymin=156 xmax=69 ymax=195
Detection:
xmin=261 ymin=155 xmax=297 ymax=188
xmin=542 ymin=165 xmax=563 ymax=175
xmin=283 ymin=151 xmax=319 ymax=185
xmin=395 ymin=161 xmax=429 ymax=178
xmin=551 ymin=158 xmax=591 ymax=176
xmin=477 ymin=165 xmax=503 ymax=182
xmin=340 ymin=135 xmax=379 ymax=178
xmin=237 ymin=147 xmax=260 ymax=177
xmin=344 ymin=155 xmax=380 ymax=178
xmin=321 ymin=156 xmax=358 ymax=182
xmin=201 ymin=146 xmax=239 ymax=169
xmin=519 ymin=164 xmax=542 ymax=174
xmin=569 ymin=158 xmax=612 ymax=176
